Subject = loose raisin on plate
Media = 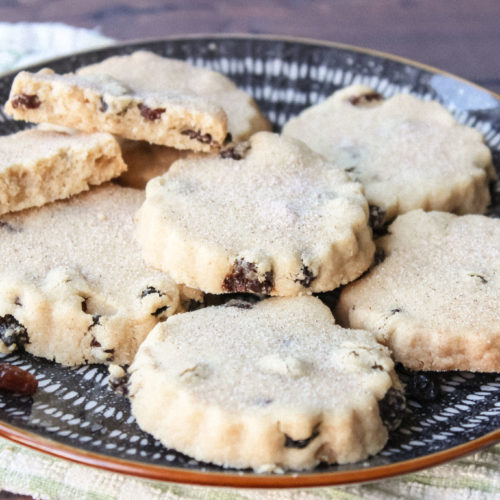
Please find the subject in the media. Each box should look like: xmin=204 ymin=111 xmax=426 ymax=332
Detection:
xmin=0 ymin=363 xmax=37 ymax=396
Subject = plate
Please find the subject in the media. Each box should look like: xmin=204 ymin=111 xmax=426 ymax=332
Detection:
xmin=0 ymin=35 xmax=499 ymax=488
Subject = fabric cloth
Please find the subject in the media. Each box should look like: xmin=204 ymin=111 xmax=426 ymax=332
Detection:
xmin=0 ymin=22 xmax=499 ymax=500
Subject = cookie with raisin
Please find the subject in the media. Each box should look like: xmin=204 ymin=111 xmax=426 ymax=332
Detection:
xmin=0 ymin=128 xmax=126 ymax=214
xmin=135 ymin=132 xmax=375 ymax=296
xmin=0 ymin=184 xmax=185 ymax=366
xmin=283 ymin=85 xmax=495 ymax=226
xmin=336 ymin=210 xmax=500 ymax=371
xmin=129 ymin=295 xmax=403 ymax=471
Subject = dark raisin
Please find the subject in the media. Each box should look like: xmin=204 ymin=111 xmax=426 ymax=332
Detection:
xmin=295 ymin=264 xmax=316 ymax=288
xmin=284 ymin=425 xmax=320 ymax=449
xmin=81 ymin=297 xmax=88 ymax=313
xmin=224 ymin=299 xmax=253 ymax=309
xmin=220 ymin=147 xmax=242 ymax=160
xmin=222 ymin=260 xmax=273 ymax=294
xmin=0 ymin=363 xmax=37 ymax=396
xmin=138 ymin=103 xmax=165 ymax=121
xmin=151 ymin=306 xmax=168 ymax=317
xmin=372 ymin=363 xmax=384 ymax=370
xmin=11 ymin=93 xmax=41 ymax=109
xmin=99 ymin=97 xmax=108 ymax=112
xmin=378 ymin=387 xmax=406 ymax=431
xmin=369 ymin=205 xmax=386 ymax=231
xmin=390 ymin=308 xmax=402 ymax=315
xmin=181 ymin=129 xmax=214 ymax=145
xmin=348 ymin=91 xmax=383 ymax=106
xmin=224 ymin=132 xmax=232 ymax=144
xmin=90 ymin=337 xmax=101 ymax=348
xmin=0 ymin=315 xmax=29 ymax=349
xmin=89 ymin=314 xmax=101 ymax=330
xmin=406 ymin=372 xmax=441 ymax=402
xmin=141 ymin=286 xmax=164 ymax=298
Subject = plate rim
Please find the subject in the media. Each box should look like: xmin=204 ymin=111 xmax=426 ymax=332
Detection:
xmin=0 ymin=33 xmax=499 ymax=488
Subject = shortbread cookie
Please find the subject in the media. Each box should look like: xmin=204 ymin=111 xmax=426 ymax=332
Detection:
xmin=283 ymin=85 xmax=495 ymax=224
xmin=135 ymin=132 xmax=375 ymax=296
xmin=5 ymin=69 xmax=227 ymax=151
xmin=77 ymin=50 xmax=271 ymax=141
xmin=336 ymin=210 xmax=500 ymax=372
xmin=129 ymin=296 xmax=404 ymax=471
xmin=0 ymin=128 xmax=126 ymax=214
xmin=116 ymin=140 xmax=188 ymax=189
xmin=0 ymin=184 xmax=183 ymax=366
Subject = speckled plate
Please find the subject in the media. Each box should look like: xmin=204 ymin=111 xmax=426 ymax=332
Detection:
xmin=0 ymin=35 xmax=499 ymax=488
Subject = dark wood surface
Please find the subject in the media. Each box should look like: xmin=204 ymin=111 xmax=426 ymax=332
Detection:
xmin=1 ymin=0 xmax=500 ymax=93
xmin=0 ymin=2 xmax=499 ymax=498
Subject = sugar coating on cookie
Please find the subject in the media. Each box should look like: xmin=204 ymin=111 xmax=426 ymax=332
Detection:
xmin=336 ymin=210 xmax=500 ymax=372
xmin=283 ymin=85 xmax=495 ymax=224
xmin=77 ymin=50 xmax=271 ymax=141
xmin=135 ymin=132 xmax=375 ymax=296
xmin=0 ymin=184 xmax=183 ymax=366
xmin=129 ymin=296 xmax=402 ymax=471
xmin=5 ymin=68 xmax=227 ymax=151
xmin=0 ymin=128 xmax=126 ymax=214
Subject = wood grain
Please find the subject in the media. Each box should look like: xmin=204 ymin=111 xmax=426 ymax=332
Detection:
xmin=1 ymin=0 xmax=499 ymax=93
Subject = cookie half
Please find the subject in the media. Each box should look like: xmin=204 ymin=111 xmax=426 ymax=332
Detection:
xmin=5 ymin=69 xmax=227 ymax=151
xmin=336 ymin=210 xmax=500 ymax=372
xmin=283 ymin=85 xmax=495 ymax=224
xmin=135 ymin=132 xmax=375 ymax=296
xmin=0 ymin=184 xmax=183 ymax=366
xmin=77 ymin=50 xmax=271 ymax=142
xmin=0 ymin=128 xmax=126 ymax=214
xmin=129 ymin=296 xmax=403 ymax=471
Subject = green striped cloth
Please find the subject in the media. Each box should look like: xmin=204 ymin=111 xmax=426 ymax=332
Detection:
xmin=0 ymin=22 xmax=499 ymax=500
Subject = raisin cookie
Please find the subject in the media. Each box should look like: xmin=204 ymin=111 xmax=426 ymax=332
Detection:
xmin=283 ymin=85 xmax=495 ymax=225
xmin=135 ymin=132 xmax=375 ymax=296
xmin=129 ymin=296 xmax=404 ymax=472
xmin=0 ymin=128 xmax=126 ymax=214
xmin=0 ymin=184 xmax=183 ymax=366
xmin=336 ymin=210 xmax=500 ymax=372
xmin=5 ymin=69 xmax=227 ymax=151
xmin=77 ymin=50 xmax=271 ymax=142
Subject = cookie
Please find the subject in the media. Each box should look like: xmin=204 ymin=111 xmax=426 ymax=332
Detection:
xmin=5 ymin=69 xmax=227 ymax=151
xmin=0 ymin=128 xmax=126 ymax=214
xmin=129 ymin=295 xmax=403 ymax=471
xmin=77 ymin=50 xmax=271 ymax=142
xmin=283 ymin=85 xmax=495 ymax=225
xmin=116 ymin=140 xmax=188 ymax=189
xmin=135 ymin=132 xmax=375 ymax=296
xmin=335 ymin=210 xmax=500 ymax=372
xmin=0 ymin=184 xmax=183 ymax=366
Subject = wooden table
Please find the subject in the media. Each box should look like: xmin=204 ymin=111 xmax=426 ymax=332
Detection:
xmin=0 ymin=1 xmax=499 ymax=498
xmin=1 ymin=0 xmax=499 ymax=94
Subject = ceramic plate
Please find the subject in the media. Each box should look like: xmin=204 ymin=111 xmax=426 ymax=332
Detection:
xmin=0 ymin=35 xmax=499 ymax=488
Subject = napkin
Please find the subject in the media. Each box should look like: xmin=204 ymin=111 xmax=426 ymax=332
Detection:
xmin=0 ymin=22 xmax=499 ymax=500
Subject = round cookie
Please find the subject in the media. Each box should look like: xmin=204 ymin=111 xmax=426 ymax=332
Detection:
xmin=283 ymin=85 xmax=496 ymax=225
xmin=0 ymin=184 xmax=183 ymax=366
xmin=129 ymin=295 xmax=403 ymax=472
xmin=135 ymin=131 xmax=375 ymax=296
xmin=335 ymin=210 xmax=500 ymax=372
xmin=77 ymin=50 xmax=271 ymax=142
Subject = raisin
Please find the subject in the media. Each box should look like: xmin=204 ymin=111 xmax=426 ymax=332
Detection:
xmin=151 ymin=306 xmax=168 ymax=317
xmin=138 ymin=103 xmax=165 ymax=121
xmin=222 ymin=260 xmax=273 ymax=294
xmin=295 ymin=264 xmax=316 ymax=288
xmin=0 ymin=363 xmax=37 ymax=396
xmin=378 ymin=387 xmax=406 ymax=431
xmin=141 ymin=286 xmax=164 ymax=298
xmin=0 ymin=315 xmax=29 ymax=349
xmin=11 ymin=93 xmax=41 ymax=109
xmin=284 ymin=425 xmax=320 ymax=449
xmin=406 ymin=372 xmax=441 ymax=402
xmin=88 ymin=314 xmax=101 ymax=330
xmin=390 ymin=308 xmax=402 ymax=315
xmin=181 ymin=129 xmax=214 ymax=145
xmin=90 ymin=337 xmax=101 ymax=348
xmin=369 ymin=205 xmax=386 ymax=231
xmin=220 ymin=147 xmax=242 ymax=160
xmin=348 ymin=91 xmax=382 ymax=106
xmin=99 ymin=97 xmax=108 ymax=112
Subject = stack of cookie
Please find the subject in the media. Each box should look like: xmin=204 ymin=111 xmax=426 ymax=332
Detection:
xmin=1 ymin=51 xmax=498 ymax=473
